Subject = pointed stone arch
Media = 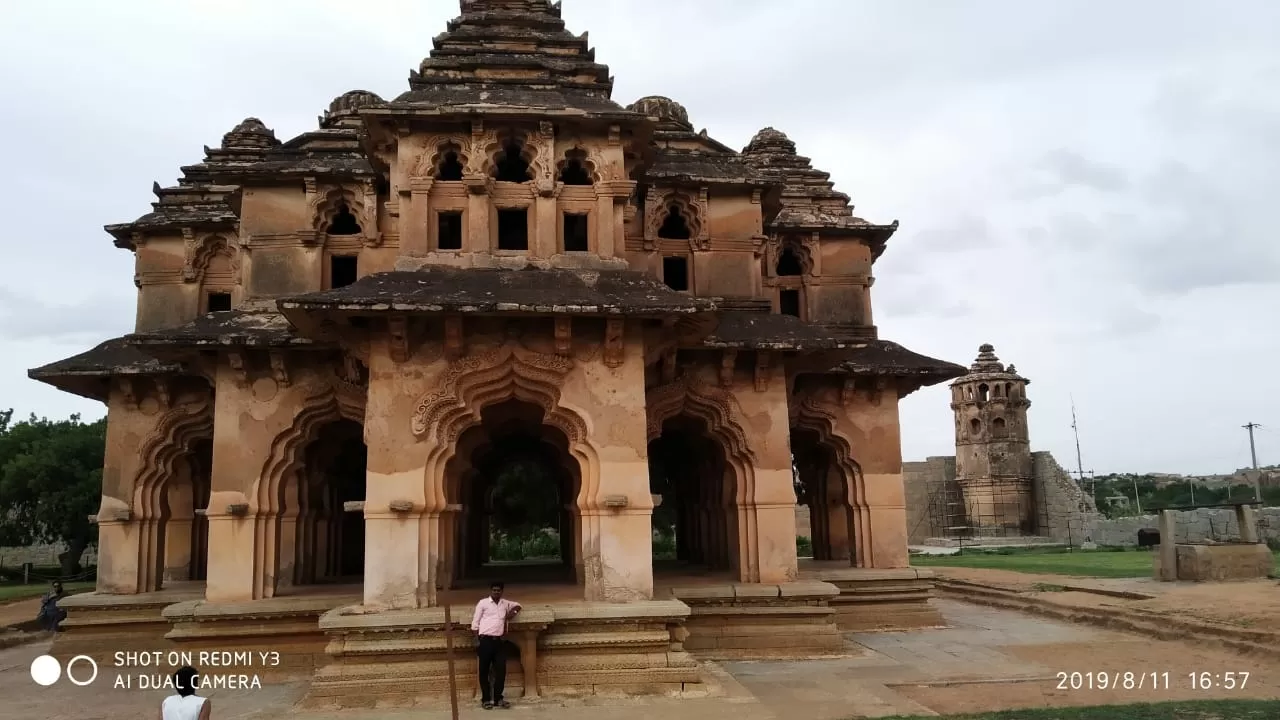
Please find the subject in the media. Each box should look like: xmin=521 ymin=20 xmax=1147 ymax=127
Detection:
xmin=183 ymin=234 xmax=240 ymax=285
xmin=129 ymin=397 xmax=214 ymax=592
xmin=311 ymin=186 xmax=374 ymax=240
xmin=250 ymin=381 xmax=366 ymax=598
xmin=411 ymin=344 xmax=597 ymax=513
xmin=790 ymin=394 xmax=871 ymax=567
xmin=409 ymin=343 xmax=617 ymax=600
xmin=413 ymin=136 xmax=471 ymax=181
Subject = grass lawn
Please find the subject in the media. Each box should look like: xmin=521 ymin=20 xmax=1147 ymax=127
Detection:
xmin=879 ymin=698 xmax=1280 ymax=719
xmin=910 ymin=546 xmax=1280 ymax=579
xmin=0 ymin=582 xmax=94 ymax=603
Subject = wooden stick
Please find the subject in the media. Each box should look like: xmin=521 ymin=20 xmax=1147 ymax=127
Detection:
xmin=445 ymin=603 xmax=460 ymax=720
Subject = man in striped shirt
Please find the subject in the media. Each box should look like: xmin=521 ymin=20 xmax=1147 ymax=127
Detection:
xmin=470 ymin=580 xmax=522 ymax=709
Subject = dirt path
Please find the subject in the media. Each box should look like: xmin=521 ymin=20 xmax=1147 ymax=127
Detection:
xmin=0 ymin=599 xmax=40 ymax=629
xmin=934 ymin=567 xmax=1280 ymax=631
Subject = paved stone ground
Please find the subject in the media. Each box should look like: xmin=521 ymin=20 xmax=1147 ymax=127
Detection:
xmin=3 ymin=599 xmax=1276 ymax=719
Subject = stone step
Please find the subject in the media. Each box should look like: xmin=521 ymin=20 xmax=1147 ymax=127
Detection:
xmin=919 ymin=536 xmax=1061 ymax=548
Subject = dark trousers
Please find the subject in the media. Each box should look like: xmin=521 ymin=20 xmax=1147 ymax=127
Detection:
xmin=476 ymin=635 xmax=507 ymax=702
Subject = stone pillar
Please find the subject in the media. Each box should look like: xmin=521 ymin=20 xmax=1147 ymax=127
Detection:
xmin=402 ymin=179 xmax=433 ymax=256
xmin=728 ymin=362 xmax=800 ymax=583
xmin=595 ymin=195 xmax=613 ymax=257
xmin=466 ymin=183 xmax=489 ymax=252
xmin=362 ymin=332 xmax=430 ymax=609
xmin=564 ymin=329 xmax=654 ymax=602
xmin=823 ymin=463 xmax=853 ymax=563
xmin=1237 ymin=505 xmax=1259 ymax=544
xmin=1157 ymin=509 xmax=1177 ymax=581
xmin=96 ymin=397 xmax=145 ymax=594
xmin=534 ymin=193 xmax=557 ymax=258
xmin=163 ymin=479 xmax=195 ymax=583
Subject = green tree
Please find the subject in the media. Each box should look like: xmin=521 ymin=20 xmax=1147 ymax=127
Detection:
xmin=0 ymin=409 xmax=104 ymax=576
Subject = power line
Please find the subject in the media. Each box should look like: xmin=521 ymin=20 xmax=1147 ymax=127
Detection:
xmin=1243 ymin=422 xmax=1262 ymax=502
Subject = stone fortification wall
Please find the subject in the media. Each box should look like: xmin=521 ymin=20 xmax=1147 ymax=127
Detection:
xmin=903 ymin=456 xmax=957 ymax=544
xmin=1032 ymin=452 xmax=1099 ymax=545
xmin=1093 ymin=507 xmax=1280 ymax=547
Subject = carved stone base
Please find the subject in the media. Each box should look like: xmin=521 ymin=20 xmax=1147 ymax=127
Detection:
xmin=303 ymin=600 xmax=703 ymax=709
xmin=669 ymin=581 xmax=844 ymax=659
xmin=162 ymin=595 xmax=350 ymax=678
xmin=52 ymin=590 xmax=199 ymax=665
xmin=803 ymin=567 xmax=944 ymax=631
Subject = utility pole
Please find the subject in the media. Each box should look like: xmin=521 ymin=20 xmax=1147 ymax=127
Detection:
xmin=1071 ymin=396 xmax=1086 ymax=489
xmin=1243 ymin=422 xmax=1262 ymax=502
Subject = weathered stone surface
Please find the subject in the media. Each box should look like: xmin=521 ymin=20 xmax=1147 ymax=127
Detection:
xmin=1158 ymin=542 xmax=1274 ymax=582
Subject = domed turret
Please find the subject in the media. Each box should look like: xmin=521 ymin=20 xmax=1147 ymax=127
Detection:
xmin=220 ymin=117 xmax=279 ymax=151
xmin=626 ymin=95 xmax=690 ymax=128
xmin=321 ymin=90 xmax=385 ymax=129
xmin=742 ymin=127 xmax=797 ymax=158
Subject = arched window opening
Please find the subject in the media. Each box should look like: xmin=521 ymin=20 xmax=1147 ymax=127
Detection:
xmin=969 ymin=418 xmax=982 ymax=435
xmin=559 ymin=150 xmax=593 ymax=185
xmin=992 ymin=417 xmax=1008 ymax=438
xmin=1005 ymin=382 xmax=1013 ymax=397
xmin=776 ymin=246 xmax=803 ymax=276
xmin=658 ymin=206 xmax=691 ymax=240
xmin=977 ymin=383 xmax=990 ymax=403
xmin=494 ymin=138 xmax=532 ymax=183
xmin=438 ymin=150 xmax=464 ymax=181
xmin=965 ymin=387 xmax=974 ymax=400
xmin=328 ymin=202 xmax=361 ymax=235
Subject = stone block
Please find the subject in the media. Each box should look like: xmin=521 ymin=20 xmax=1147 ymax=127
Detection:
xmin=1173 ymin=543 xmax=1273 ymax=582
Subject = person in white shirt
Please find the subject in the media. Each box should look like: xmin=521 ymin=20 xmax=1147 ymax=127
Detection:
xmin=470 ymin=580 xmax=522 ymax=709
xmin=159 ymin=666 xmax=211 ymax=720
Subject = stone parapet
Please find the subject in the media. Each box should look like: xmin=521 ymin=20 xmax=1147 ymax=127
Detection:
xmin=669 ymin=581 xmax=843 ymax=659
xmin=304 ymin=600 xmax=702 ymax=709
xmin=802 ymin=567 xmax=944 ymax=631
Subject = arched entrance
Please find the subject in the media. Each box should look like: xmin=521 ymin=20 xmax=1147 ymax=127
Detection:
xmin=277 ymin=419 xmax=367 ymax=590
xmin=158 ymin=438 xmax=212 ymax=586
xmin=445 ymin=399 xmax=580 ymax=591
xmin=791 ymin=427 xmax=865 ymax=566
xmin=648 ymin=415 xmax=737 ymax=575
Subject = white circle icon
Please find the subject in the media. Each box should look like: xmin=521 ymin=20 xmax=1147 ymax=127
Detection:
xmin=30 ymin=655 xmax=61 ymax=686
xmin=66 ymin=655 xmax=99 ymax=686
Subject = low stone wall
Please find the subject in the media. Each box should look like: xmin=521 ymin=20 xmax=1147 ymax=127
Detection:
xmin=1154 ymin=543 xmax=1274 ymax=582
xmin=0 ymin=543 xmax=98 ymax=568
xmin=1095 ymin=507 xmax=1280 ymax=547
xmin=802 ymin=567 xmax=943 ymax=631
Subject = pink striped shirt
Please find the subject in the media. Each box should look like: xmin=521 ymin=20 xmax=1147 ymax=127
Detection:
xmin=471 ymin=598 xmax=521 ymax=637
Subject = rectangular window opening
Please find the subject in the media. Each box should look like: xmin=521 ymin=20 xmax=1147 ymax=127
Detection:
xmin=330 ymin=255 xmax=358 ymax=289
xmin=497 ymin=208 xmax=529 ymax=251
xmin=779 ymin=289 xmax=801 ymax=318
xmin=563 ymin=213 xmax=589 ymax=252
xmin=663 ymin=256 xmax=689 ymax=292
xmin=207 ymin=292 xmax=232 ymax=313
xmin=437 ymin=211 xmax=463 ymax=251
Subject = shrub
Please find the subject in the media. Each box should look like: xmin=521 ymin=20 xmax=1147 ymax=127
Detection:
xmin=796 ymin=536 xmax=812 ymax=557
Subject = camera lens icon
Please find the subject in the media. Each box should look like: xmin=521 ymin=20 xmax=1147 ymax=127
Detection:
xmin=30 ymin=655 xmax=98 ymax=687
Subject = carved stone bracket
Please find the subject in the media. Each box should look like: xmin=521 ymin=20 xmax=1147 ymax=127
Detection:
xmin=754 ymin=352 xmax=772 ymax=392
xmin=661 ymin=347 xmax=678 ymax=383
xmin=444 ymin=316 xmax=465 ymax=360
xmin=463 ymin=174 xmax=490 ymax=195
xmin=719 ymin=350 xmax=737 ymax=387
xmin=388 ymin=316 xmax=411 ymax=363
xmin=870 ymin=377 xmax=890 ymax=406
xmin=694 ymin=188 xmax=711 ymax=251
xmin=603 ymin=319 xmax=625 ymax=368
xmin=841 ymin=378 xmax=857 ymax=407
xmin=554 ymin=317 xmax=572 ymax=357
xmin=154 ymin=378 xmax=171 ymax=409
xmin=181 ymin=228 xmax=199 ymax=282
xmin=227 ymin=351 xmax=249 ymax=386
xmin=269 ymin=351 xmax=291 ymax=387
xmin=117 ymin=378 xmax=138 ymax=409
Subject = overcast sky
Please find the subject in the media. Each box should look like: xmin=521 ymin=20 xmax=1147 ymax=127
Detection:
xmin=2 ymin=1 xmax=1277 ymax=475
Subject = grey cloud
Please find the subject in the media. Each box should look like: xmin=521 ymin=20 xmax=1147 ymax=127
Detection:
xmin=904 ymin=215 xmax=998 ymax=254
xmin=1015 ymin=150 xmax=1129 ymax=199
xmin=0 ymin=288 xmax=133 ymax=343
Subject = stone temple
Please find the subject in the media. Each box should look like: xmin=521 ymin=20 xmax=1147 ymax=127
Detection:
xmin=29 ymin=0 xmax=966 ymax=704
